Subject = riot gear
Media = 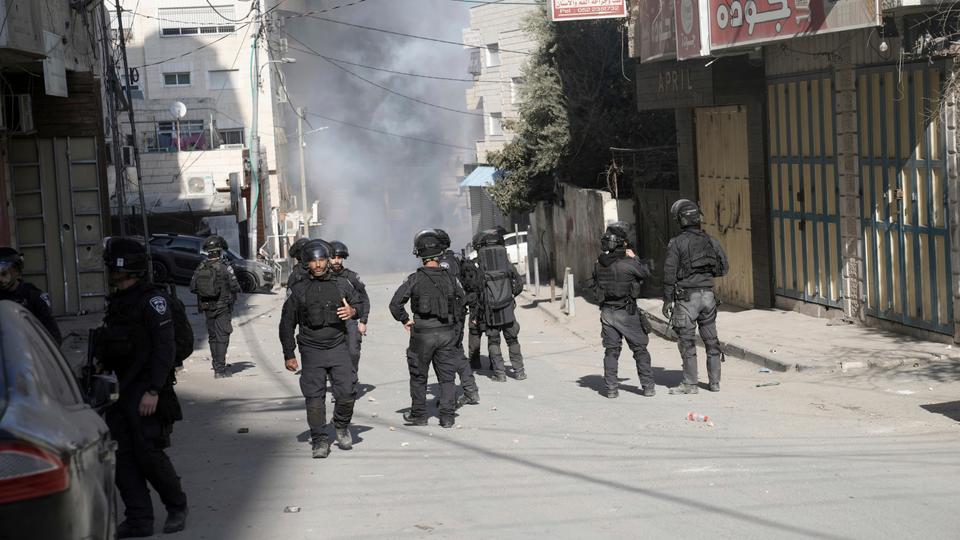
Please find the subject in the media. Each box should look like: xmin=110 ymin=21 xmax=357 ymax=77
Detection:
xmin=103 ymin=237 xmax=149 ymax=275
xmin=0 ymin=246 xmax=60 ymax=343
xmin=290 ymin=238 xmax=311 ymax=263
xmin=671 ymin=199 xmax=702 ymax=228
xmin=473 ymin=228 xmax=505 ymax=249
xmin=600 ymin=222 xmax=631 ymax=253
xmin=302 ymin=240 xmax=331 ymax=262
xmin=435 ymin=229 xmax=452 ymax=250
xmin=413 ymin=229 xmax=444 ymax=259
xmin=202 ymin=235 xmax=228 ymax=257
xmin=0 ymin=247 xmax=24 ymax=272
xmin=330 ymin=241 xmax=350 ymax=259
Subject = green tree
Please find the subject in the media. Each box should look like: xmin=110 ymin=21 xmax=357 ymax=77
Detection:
xmin=487 ymin=8 xmax=671 ymax=214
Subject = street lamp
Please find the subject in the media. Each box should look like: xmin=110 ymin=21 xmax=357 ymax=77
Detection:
xmin=302 ymin=125 xmax=329 ymax=146
xmin=259 ymin=57 xmax=296 ymax=78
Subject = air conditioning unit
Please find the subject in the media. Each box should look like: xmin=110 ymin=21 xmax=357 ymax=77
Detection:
xmin=1 ymin=95 xmax=34 ymax=133
xmin=184 ymin=175 xmax=214 ymax=197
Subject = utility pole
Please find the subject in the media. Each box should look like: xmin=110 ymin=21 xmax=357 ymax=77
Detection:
xmin=247 ymin=0 xmax=263 ymax=259
xmin=97 ymin=4 xmax=127 ymax=236
xmin=298 ymin=106 xmax=308 ymax=237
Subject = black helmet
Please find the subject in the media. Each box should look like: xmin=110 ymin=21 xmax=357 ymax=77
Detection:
xmin=203 ymin=235 xmax=228 ymax=255
xmin=601 ymin=221 xmax=631 ymax=252
xmin=289 ymin=237 xmax=311 ymax=262
xmin=103 ymin=237 xmax=148 ymax=274
xmin=301 ymin=239 xmax=331 ymax=262
xmin=435 ymin=230 xmax=451 ymax=250
xmin=0 ymin=247 xmax=24 ymax=272
xmin=473 ymin=228 xmax=504 ymax=249
xmin=671 ymin=199 xmax=701 ymax=227
xmin=413 ymin=229 xmax=444 ymax=259
xmin=330 ymin=241 xmax=349 ymax=259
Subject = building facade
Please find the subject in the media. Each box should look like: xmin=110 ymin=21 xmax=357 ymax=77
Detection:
xmin=0 ymin=0 xmax=111 ymax=315
xmin=629 ymin=0 xmax=959 ymax=341
xmin=110 ymin=0 xmax=295 ymax=257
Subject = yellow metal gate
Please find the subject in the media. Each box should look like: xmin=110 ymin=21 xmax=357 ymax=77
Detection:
xmin=859 ymin=64 xmax=952 ymax=334
xmin=695 ymin=106 xmax=754 ymax=307
xmin=768 ymin=74 xmax=843 ymax=307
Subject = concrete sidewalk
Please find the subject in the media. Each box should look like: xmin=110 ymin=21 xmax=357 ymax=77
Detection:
xmin=518 ymin=287 xmax=959 ymax=374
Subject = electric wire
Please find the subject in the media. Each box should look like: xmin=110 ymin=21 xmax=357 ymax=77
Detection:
xmin=304 ymin=111 xmax=475 ymax=150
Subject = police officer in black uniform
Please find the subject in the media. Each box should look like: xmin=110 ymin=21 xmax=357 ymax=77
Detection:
xmin=329 ymin=241 xmax=370 ymax=374
xmin=286 ymin=237 xmax=312 ymax=294
xmin=97 ymin=238 xmax=187 ymax=538
xmin=190 ymin=235 xmax=241 ymax=378
xmin=435 ymin=229 xmax=480 ymax=406
xmin=280 ymin=240 xmax=364 ymax=458
xmin=588 ymin=223 xmax=656 ymax=398
xmin=475 ymin=228 xmax=526 ymax=382
xmin=389 ymin=230 xmax=467 ymax=428
xmin=0 ymin=247 xmax=61 ymax=344
xmin=662 ymin=199 xmax=730 ymax=394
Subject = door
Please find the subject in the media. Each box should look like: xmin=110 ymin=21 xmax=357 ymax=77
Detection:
xmin=858 ymin=64 xmax=952 ymax=334
xmin=767 ymin=74 xmax=843 ymax=307
xmin=695 ymin=106 xmax=755 ymax=307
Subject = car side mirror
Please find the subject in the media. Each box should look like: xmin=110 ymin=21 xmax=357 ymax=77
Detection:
xmin=86 ymin=374 xmax=119 ymax=412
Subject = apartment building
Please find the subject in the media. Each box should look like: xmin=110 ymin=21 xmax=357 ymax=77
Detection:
xmin=462 ymin=3 xmax=539 ymax=233
xmin=110 ymin=0 xmax=295 ymax=256
xmin=0 ymin=0 xmax=111 ymax=315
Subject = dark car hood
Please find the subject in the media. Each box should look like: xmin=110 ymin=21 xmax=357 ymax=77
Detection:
xmin=229 ymin=259 xmax=269 ymax=273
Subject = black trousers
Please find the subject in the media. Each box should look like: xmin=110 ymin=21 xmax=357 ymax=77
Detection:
xmin=601 ymin=306 xmax=654 ymax=390
xmin=106 ymin=407 xmax=187 ymax=527
xmin=407 ymin=326 xmax=459 ymax=419
xmin=454 ymin=320 xmax=479 ymax=397
xmin=346 ymin=319 xmax=362 ymax=373
xmin=204 ymin=308 xmax=233 ymax=372
xmin=467 ymin=318 xmax=485 ymax=370
xmin=486 ymin=320 xmax=524 ymax=374
xmin=672 ymin=289 xmax=722 ymax=386
xmin=300 ymin=343 xmax=357 ymax=441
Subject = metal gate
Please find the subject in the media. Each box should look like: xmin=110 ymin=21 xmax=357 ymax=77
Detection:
xmin=9 ymin=137 xmax=107 ymax=316
xmin=768 ymin=74 xmax=843 ymax=307
xmin=858 ymin=64 xmax=952 ymax=334
xmin=695 ymin=106 xmax=754 ymax=307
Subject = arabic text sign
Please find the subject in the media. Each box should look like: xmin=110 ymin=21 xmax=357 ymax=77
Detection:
xmin=551 ymin=0 xmax=627 ymax=22
xmin=709 ymin=0 xmax=880 ymax=50
xmin=638 ymin=0 xmax=676 ymax=62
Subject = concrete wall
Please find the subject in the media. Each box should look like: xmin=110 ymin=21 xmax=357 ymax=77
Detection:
xmin=0 ymin=0 xmax=98 ymax=73
xmin=948 ymin=67 xmax=960 ymax=342
xmin=529 ymin=183 xmax=633 ymax=288
xmin=127 ymin=148 xmax=243 ymax=214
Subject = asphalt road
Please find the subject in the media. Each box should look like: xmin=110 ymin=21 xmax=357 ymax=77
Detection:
xmin=161 ymin=273 xmax=960 ymax=540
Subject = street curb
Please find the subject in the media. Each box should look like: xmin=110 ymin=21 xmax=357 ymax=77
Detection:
xmin=519 ymin=290 xmax=802 ymax=373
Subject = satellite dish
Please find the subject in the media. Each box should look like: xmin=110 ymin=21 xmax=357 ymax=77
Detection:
xmin=169 ymin=101 xmax=187 ymax=119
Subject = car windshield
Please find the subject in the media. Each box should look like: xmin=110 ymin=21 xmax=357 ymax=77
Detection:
xmin=225 ymin=250 xmax=243 ymax=261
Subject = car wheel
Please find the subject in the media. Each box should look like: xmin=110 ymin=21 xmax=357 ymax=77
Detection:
xmin=153 ymin=261 xmax=169 ymax=283
xmin=237 ymin=271 xmax=257 ymax=293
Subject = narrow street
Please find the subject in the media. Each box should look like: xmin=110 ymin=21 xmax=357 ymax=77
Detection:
xmin=165 ymin=276 xmax=960 ymax=540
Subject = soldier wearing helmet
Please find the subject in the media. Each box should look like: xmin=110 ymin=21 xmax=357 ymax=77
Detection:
xmin=286 ymin=237 xmax=312 ymax=294
xmin=662 ymin=199 xmax=729 ymax=395
xmin=434 ymin=229 xmax=480 ymax=407
xmin=97 ymin=237 xmax=189 ymax=537
xmin=280 ymin=240 xmax=364 ymax=458
xmin=0 ymin=246 xmax=61 ymax=344
xmin=587 ymin=222 xmax=656 ymax=399
xmin=328 ymin=241 xmax=370 ymax=376
xmin=190 ymin=235 xmax=241 ymax=378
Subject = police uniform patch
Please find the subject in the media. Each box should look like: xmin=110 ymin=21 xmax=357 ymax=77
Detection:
xmin=150 ymin=296 xmax=168 ymax=315
xmin=440 ymin=261 xmax=450 ymax=270
xmin=39 ymin=292 xmax=52 ymax=308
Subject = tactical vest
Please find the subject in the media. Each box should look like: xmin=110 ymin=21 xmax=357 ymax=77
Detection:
xmin=681 ymin=231 xmax=721 ymax=279
xmin=299 ymin=279 xmax=344 ymax=328
xmin=411 ymin=269 xmax=458 ymax=323
xmin=195 ymin=261 xmax=222 ymax=298
xmin=96 ymin=287 xmax=152 ymax=371
xmin=596 ymin=258 xmax=633 ymax=301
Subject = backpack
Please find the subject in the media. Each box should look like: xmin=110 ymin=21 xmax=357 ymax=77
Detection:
xmin=682 ymin=232 xmax=723 ymax=279
xmin=477 ymin=245 xmax=515 ymax=313
xmin=167 ymin=292 xmax=195 ymax=367
xmin=195 ymin=261 xmax=221 ymax=298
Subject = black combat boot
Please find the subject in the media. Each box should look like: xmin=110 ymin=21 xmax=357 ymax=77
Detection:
xmin=117 ymin=521 xmax=153 ymax=538
xmin=708 ymin=382 xmax=720 ymax=392
xmin=643 ymin=386 xmax=656 ymax=397
xmin=514 ymin=368 xmax=527 ymax=381
xmin=439 ymin=416 xmax=455 ymax=428
xmin=605 ymin=388 xmax=619 ymax=399
xmin=492 ymin=371 xmax=507 ymax=382
xmin=669 ymin=382 xmax=698 ymax=395
xmin=402 ymin=412 xmax=428 ymax=426
xmin=336 ymin=427 xmax=353 ymax=450
xmin=312 ymin=439 xmax=331 ymax=459
xmin=214 ymin=369 xmax=232 ymax=379
xmin=163 ymin=507 xmax=188 ymax=534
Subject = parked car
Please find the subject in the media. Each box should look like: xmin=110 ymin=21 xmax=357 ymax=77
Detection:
xmin=467 ymin=230 xmax=528 ymax=268
xmin=0 ymin=301 xmax=117 ymax=540
xmin=147 ymin=233 xmax=275 ymax=293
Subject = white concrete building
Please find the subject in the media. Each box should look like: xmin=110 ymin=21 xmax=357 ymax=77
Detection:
xmin=110 ymin=0 xmax=295 ymax=256
xmin=463 ymin=3 xmax=539 ymax=161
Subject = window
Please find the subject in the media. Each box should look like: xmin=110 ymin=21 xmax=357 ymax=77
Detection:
xmin=163 ymin=72 xmax=191 ymax=86
xmin=159 ymin=6 xmax=236 ymax=37
xmin=158 ymin=120 xmax=206 ymax=151
xmin=511 ymin=77 xmax=524 ymax=104
xmin=218 ymin=128 xmax=244 ymax=146
xmin=24 ymin=317 xmax=82 ymax=406
xmin=484 ymin=43 xmax=501 ymax=67
xmin=487 ymin=113 xmax=503 ymax=137
xmin=169 ymin=237 xmax=202 ymax=254
xmin=208 ymin=69 xmax=240 ymax=91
